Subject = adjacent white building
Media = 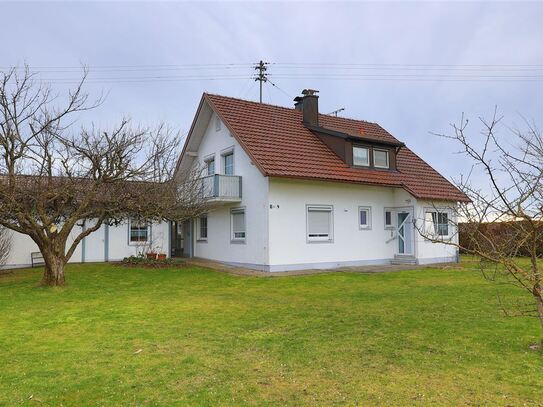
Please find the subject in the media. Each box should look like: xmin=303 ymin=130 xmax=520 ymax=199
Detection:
xmin=3 ymin=90 xmax=468 ymax=271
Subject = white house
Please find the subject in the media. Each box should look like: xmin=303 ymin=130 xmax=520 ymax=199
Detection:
xmin=173 ymin=90 xmax=469 ymax=271
xmin=3 ymin=89 xmax=468 ymax=271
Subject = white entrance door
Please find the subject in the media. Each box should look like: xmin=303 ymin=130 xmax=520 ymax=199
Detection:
xmin=397 ymin=211 xmax=413 ymax=255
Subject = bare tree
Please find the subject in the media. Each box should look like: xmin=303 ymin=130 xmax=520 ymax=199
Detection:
xmin=418 ymin=109 xmax=543 ymax=340
xmin=0 ymin=66 xmax=208 ymax=286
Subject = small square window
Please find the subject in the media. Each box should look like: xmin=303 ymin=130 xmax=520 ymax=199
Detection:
xmin=359 ymin=206 xmax=372 ymax=229
xmin=373 ymin=149 xmax=390 ymax=169
xmin=353 ymin=146 xmax=369 ymax=166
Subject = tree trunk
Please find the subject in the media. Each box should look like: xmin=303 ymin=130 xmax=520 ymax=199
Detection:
xmin=41 ymin=254 xmax=66 ymax=286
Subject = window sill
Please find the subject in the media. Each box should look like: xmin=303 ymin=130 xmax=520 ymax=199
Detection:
xmin=128 ymin=242 xmax=150 ymax=246
xmin=196 ymin=239 xmax=208 ymax=243
xmin=359 ymin=226 xmax=372 ymax=230
xmin=307 ymin=239 xmax=334 ymax=244
xmin=230 ymin=239 xmax=246 ymax=244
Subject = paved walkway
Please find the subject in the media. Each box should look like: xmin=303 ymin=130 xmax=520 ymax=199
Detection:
xmin=185 ymin=257 xmax=458 ymax=277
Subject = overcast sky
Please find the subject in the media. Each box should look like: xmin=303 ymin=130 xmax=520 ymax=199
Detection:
xmin=2 ymin=1 xmax=542 ymax=183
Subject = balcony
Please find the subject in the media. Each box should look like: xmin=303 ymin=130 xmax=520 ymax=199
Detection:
xmin=201 ymin=174 xmax=242 ymax=204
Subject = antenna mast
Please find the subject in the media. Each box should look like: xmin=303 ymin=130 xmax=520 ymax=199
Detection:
xmin=253 ymin=60 xmax=269 ymax=103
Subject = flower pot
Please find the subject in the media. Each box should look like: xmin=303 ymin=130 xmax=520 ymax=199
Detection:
xmin=157 ymin=253 xmax=167 ymax=261
xmin=146 ymin=252 xmax=157 ymax=260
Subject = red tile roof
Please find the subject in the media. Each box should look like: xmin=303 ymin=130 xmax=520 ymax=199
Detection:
xmin=204 ymin=93 xmax=469 ymax=202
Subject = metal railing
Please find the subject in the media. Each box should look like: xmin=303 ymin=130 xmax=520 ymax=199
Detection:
xmin=201 ymin=174 xmax=242 ymax=200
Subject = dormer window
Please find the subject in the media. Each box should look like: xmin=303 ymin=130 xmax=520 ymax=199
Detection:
xmin=373 ymin=149 xmax=390 ymax=169
xmin=353 ymin=146 xmax=369 ymax=167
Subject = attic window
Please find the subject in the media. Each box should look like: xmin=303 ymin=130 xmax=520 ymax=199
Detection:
xmin=215 ymin=116 xmax=221 ymax=131
xmin=373 ymin=149 xmax=389 ymax=169
xmin=353 ymin=146 xmax=369 ymax=167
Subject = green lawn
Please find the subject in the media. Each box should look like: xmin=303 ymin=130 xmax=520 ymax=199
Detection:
xmin=1 ymin=260 xmax=542 ymax=406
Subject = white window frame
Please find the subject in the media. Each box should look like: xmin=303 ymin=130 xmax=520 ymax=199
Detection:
xmin=358 ymin=206 xmax=372 ymax=230
xmin=128 ymin=218 xmax=151 ymax=245
xmin=373 ymin=149 xmax=390 ymax=169
xmin=424 ymin=208 xmax=451 ymax=238
xmin=353 ymin=146 xmax=370 ymax=167
xmin=306 ymin=205 xmax=334 ymax=243
xmin=384 ymin=208 xmax=394 ymax=229
xmin=230 ymin=207 xmax=246 ymax=243
xmin=197 ymin=215 xmax=208 ymax=241
xmin=204 ymin=156 xmax=215 ymax=176
xmin=221 ymin=148 xmax=234 ymax=176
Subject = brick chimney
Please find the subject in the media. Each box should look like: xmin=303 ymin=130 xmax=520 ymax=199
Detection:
xmin=294 ymin=89 xmax=319 ymax=127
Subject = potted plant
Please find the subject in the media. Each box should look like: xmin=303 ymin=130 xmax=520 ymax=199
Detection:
xmin=157 ymin=253 xmax=167 ymax=261
xmin=146 ymin=252 xmax=157 ymax=260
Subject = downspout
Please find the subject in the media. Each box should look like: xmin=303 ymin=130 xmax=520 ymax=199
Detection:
xmin=104 ymin=224 xmax=109 ymax=262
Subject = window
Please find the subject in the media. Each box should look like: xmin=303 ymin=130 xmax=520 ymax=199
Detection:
xmin=205 ymin=158 xmax=215 ymax=176
xmin=425 ymin=210 xmax=449 ymax=237
xmin=384 ymin=210 xmax=393 ymax=228
xmin=215 ymin=116 xmax=221 ymax=131
xmin=197 ymin=215 xmax=208 ymax=241
xmin=231 ymin=208 xmax=246 ymax=242
xmin=359 ymin=206 xmax=372 ymax=229
xmin=129 ymin=219 xmax=149 ymax=244
xmin=373 ymin=149 xmax=390 ymax=169
xmin=353 ymin=146 xmax=369 ymax=166
xmin=307 ymin=205 xmax=333 ymax=242
xmin=223 ymin=152 xmax=234 ymax=175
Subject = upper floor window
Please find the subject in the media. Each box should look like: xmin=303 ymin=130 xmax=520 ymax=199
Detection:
xmin=373 ymin=149 xmax=390 ymax=169
xmin=223 ymin=152 xmax=234 ymax=175
xmin=205 ymin=158 xmax=215 ymax=175
xmin=353 ymin=146 xmax=369 ymax=166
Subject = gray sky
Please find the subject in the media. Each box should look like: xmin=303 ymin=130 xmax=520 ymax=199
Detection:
xmin=2 ymin=1 xmax=542 ymax=183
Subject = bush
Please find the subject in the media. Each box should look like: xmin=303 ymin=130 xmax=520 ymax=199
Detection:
xmin=119 ymin=253 xmax=186 ymax=268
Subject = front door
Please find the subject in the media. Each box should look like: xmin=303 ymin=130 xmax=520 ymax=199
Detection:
xmin=397 ymin=211 xmax=413 ymax=255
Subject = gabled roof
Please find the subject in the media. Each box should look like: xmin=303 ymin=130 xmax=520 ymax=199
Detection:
xmin=196 ymin=93 xmax=469 ymax=202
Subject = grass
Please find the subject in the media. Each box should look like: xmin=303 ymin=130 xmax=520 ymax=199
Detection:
xmin=0 ymin=259 xmax=542 ymax=406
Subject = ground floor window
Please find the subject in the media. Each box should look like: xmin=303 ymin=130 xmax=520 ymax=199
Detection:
xmin=425 ymin=210 xmax=450 ymax=237
xmin=231 ymin=208 xmax=246 ymax=242
xmin=307 ymin=205 xmax=333 ymax=242
xmin=197 ymin=215 xmax=208 ymax=241
xmin=359 ymin=206 xmax=372 ymax=229
xmin=129 ymin=219 xmax=150 ymax=244
xmin=384 ymin=209 xmax=393 ymax=229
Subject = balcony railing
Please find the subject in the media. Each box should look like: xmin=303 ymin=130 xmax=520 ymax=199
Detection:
xmin=201 ymin=174 xmax=242 ymax=202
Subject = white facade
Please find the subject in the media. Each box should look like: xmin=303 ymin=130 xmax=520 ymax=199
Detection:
xmin=2 ymin=104 xmax=459 ymax=272
xmin=183 ymin=112 xmax=459 ymax=272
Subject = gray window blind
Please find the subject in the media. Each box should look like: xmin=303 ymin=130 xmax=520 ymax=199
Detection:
xmin=308 ymin=207 xmax=331 ymax=238
xmin=231 ymin=209 xmax=245 ymax=239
